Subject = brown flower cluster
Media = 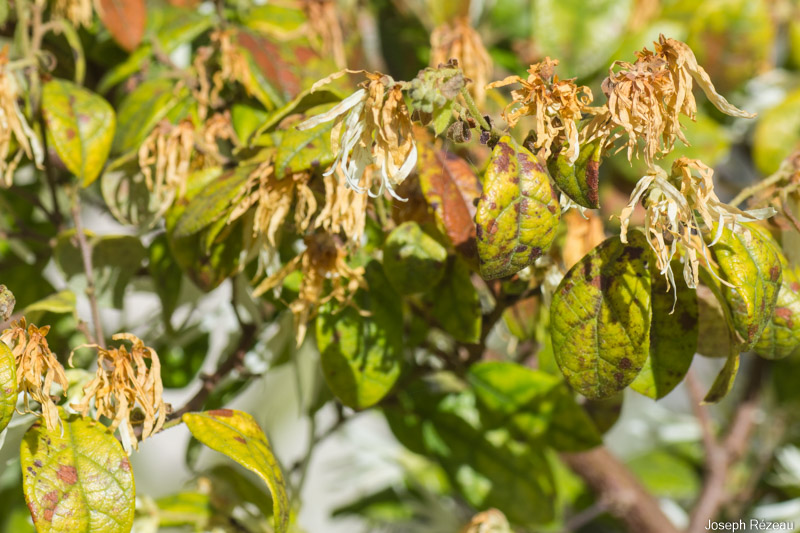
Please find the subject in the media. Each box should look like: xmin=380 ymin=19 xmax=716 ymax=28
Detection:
xmin=304 ymin=0 xmax=346 ymax=69
xmin=585 ymin=35 xmax=754 ymax=167
xmin=487 ymin=58 xmax=592 ymax=163
xmin=430 ymin=17 xmax=493 ymax=105
xmin=52 ymin=0 xmax=93 ymax=27
xmin=0 ymin=319 xmax=68 ymax=432
xmin=71 ymin=334 xmax=167 ymax=453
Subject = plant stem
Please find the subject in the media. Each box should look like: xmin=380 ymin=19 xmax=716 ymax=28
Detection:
xmin=70 ymin=191 xmax=105 ymax=348
xmin=460 ymin=87 xmax=492 ymax=132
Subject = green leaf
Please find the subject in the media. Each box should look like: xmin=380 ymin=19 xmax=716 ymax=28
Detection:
xmin=755 ymin=262 xmax=800 ymax=360
xmin=703 ymin=351 xmax=740 ymax=404
xmin=627 ymin=450 xmax=700 ymax=500
xmin=112 ymin=78 xmax=189 ymax=155
xmin=476 ymin=136 xmax=560 ymax=280
xmin=428 ymin=257 xmax=481 ymax=344
xmin=467 ymin=362 xmax=602 ymax=452
xmin=22 ymin=291 xmax=77 ymax=323
xmin=631 ymin=261 xmax=698 ymax=399
xmin=274 ymin=121 xmax=335 ymax=178
xmin=382 ymin=221 xmax=447 ymax=295
xmin=155 ymin=491 xmax=211 ymax=529
xmin=550 ymin=232 xmax=652 ymax=399
xmin=182 ymin=409 xmax=290 ymax=533
xmin=42 ymin=79 xmax=116 ymax=187
xmin=706 ymin=224 xmax=782 ymax=351
xmin=753 ymin=89 xmax=800 ymax=176
xmin=0 ymin=341 xmax=15 ymax=433
xmin=547 ymin=138 xmax=602 ymax=209
xmin=532 ymin=0 xmax=632 ymax=77
xmin=252 ymin=88 xmax=343 ymax=137
xmin=316 ymin=262 xmax=404 ymax=409
xmin=172 ymin=165 xmax=252 ymax=238
xmin=20 ymin=413 xmax=135 ymax=532
xmin=148 ymin=235 xmax=183 ymax=322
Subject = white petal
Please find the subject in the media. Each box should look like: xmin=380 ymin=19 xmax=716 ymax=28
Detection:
xmin=296 ymin=89 xmax=366 ymax=131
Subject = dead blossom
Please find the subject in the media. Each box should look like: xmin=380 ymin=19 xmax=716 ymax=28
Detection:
xmin=297 ymin=71 xmax=417 ymax=201
xmin=138 ymin=119 xmax=195 ymax=211
xmin=430 ymin=17 xmax=493 ymax=105
xmin=52 ymin=0 xmax=93 ymax=27
xmin=584 ymin=35 xmax=754 ymax=167
xmin=304 ymin=0 xmax=346 ymax=69
xmin=70 ymin=334 xmax=167 ymax=454
xmin=487 ymin=58 xmax=592 ymax=164
xmin=618 ymin=159 xmax=775 ymax=296
xmin=252 ymin=232 xmax=365 ymax=346
xmin=0 ymin=49 xmax=44 ymax=187
xmin=0 ymin=319 xmax=68 ymax=432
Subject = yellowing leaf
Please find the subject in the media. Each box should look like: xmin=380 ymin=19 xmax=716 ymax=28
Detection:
xmin=476 ymin=136 xmax=560 ymax=280
xmin=754 ymin=264 xmax=800 ymax=359
xmin=42 ymin=80 xmax=116 ymax=187
xmin=550 ymin=233 xmax=652 ymax=399
xmin=548 ymin=139 xmax=602 ymax=209
xmin=182 ymin=409 xmax=290 ymax=533
xmin=706 ymin=224 xmax=782 ymax=351
xmin=20 ymin=413 xmax=135 ymax=533
xmin=0 ymin=341 xmax=15 ymax=433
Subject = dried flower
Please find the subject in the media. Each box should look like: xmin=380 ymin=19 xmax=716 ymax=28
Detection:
xmin=138 ymin=119 xmax=195 ymax=211
xmin=487 ymin=58 xmax=592 ymax=163
xmin=314 ymin=167 xmax=370 ymax=244
xmin=618 ymin=159 xmax=775 ymax=294
xmin=304 ymin=0 xmax=346 ymax=69
xmin=70 ymin=334 xmax=167 ymax=453
xmin=0 ymin=50 xmax=44 ymax=187
xmin=430 ymin=17 xmax=493 ymax=105
xmin=53 ymin=0 xmax=93 ymax=27
xmin=253 ymin=232 xmax=365 ymax=345
xmin=1 ymin=319 xmax=68 ymax=432
xmin=297 ymin=71 xmax=417 ymax=201
xmin=586 ymin=35 xmax=754 ymax=167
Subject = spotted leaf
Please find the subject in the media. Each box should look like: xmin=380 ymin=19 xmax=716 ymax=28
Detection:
xmin=20 ymin=413 xmax=135 ymax=533
xmin=547 ymin=138 xmax=602 ymax=209
xmin=755 ymin=262 xmax=800 ymax=359
xmin=551 ymin=232 xmax=652 ymax=399
xmin=0 ymin=341 xmax=15 ymax=433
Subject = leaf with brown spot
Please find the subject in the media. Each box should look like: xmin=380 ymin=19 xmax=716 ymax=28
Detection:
xmin=547 ymin=138 xmax=602 ymax=209
xmin=98 ymin=0 xmax=146 ymax=52
xmin=0 ymin=341 xmax=15 ymax=433
xmin=183 ymin=409 xmax=290 ymax=533
xmin=20 ymin=412 xmax=135 ymax=532
xmin=417 ymin=142 xmax=482 ymax=260
xmin=476 ymin=136 xmax=560 ymax=279
xmin=753 ymin=236 xmax=800 ymax=359
xmin=550 ymin=232 xmax=652 ymax=399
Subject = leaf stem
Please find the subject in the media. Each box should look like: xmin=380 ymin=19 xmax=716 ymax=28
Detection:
xmin=70 ymin=190 xmax=105 ymax=348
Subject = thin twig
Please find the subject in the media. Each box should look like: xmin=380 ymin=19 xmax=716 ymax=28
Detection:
xmin=70 ymin=192 xmax=105 ymax=348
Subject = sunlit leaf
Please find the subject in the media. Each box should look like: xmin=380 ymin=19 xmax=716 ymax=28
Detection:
xmin=273 ymin=121 xmax=335 ymax=178
xmin=182 ymin=409 xmax=290 ymax=533
xmin=20 ymin=413 xmax=135 ymax=533
xmin=0 ymin=341 xmax=15 ymax=433
xmin=548 ymin=139 xmax=602 ymax=209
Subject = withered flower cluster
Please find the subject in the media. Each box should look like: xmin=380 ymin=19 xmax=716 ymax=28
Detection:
xmin=1 ymin=319 xmax=68 ymax=432
xmin=430 ymin=17 xmax=493 ymax=105
xmin=487 ymin=57 xmax=592 ymax=163
xmin=52 ymin=0 xmax=93 ymax=27
xmin=71 ymin=334 xmax=167 ymax=453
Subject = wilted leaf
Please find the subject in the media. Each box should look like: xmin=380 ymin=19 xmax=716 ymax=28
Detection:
xmin=428 ymin=257 xmax=481 ymax=344
xmin=550 ymin=232 xmax=652 ymax=399
xmin=43 ymin=80 xmax=116 ymax=187
xmin=476 ymin=136 xmax=560 ymax=280
xmin=316 ymin=262 xmax=403 ymax=409
xmin=706 ymin=224 xmax=782 ymax=351
xmin=382 ymin=221 xmax=447 ymax=294
xmin=274 ymin=121 xmax=335 ymax=178
xmin=20 ymin=413 xmax=135 ymax=532
xmin=468 ymin=362 xmax=602 ymax=452
xmin=631 ymin=261 xmax=698 ymax=399
xmin=548 ymin=139 xmax=602 ymax=209
xmin=417 ymin=143 xmax=482 ymax=259
xmin=98 ymin=0 xmax=146 ymax=51
xmin=0 ymin=341 xmax=15 ymax=433
xmin=182 ymin=409 xmax=289 ymax=533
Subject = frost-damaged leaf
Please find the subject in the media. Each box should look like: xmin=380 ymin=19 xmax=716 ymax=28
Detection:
xmin=703 ymin=352 xmax=740 ymax=404
xmin=631 ymin=260 xmax=698 ymax=399
xmin=182 ymin=409 xmax=290 ymax=533
xmin=706 ymin=224 xmax=782 ymax=351
xmin=382 ymin=221 xmax=447 ymax=295
xmin=173 ymin=165 xmax=253 ymax=237
xmin=42 ymin=80 xmax=116 ymax=187
xmin=550 ymin=232 xmax=652 ymax=399
xmin=547 ymin=138 xmax=602 ymax=209
xmin=98 ymin=0 xmax=146 ymax=51
xmin=417 ymin=143 xmax=482 ymax=259
xmin=316 ymin=262 xmax=403 ymax=409
xmin=428 ymin=257 xmax=481 ymax=344
xmin=476 ymin=136 xmax=560 ymax=280
xmin=0 ymin=341 xmax=15 ymax=433
xmin=755 ymin=264 xmax=800 ymax=359
xmin=20 ymin=413 xmax=135 ymax=532
xmin=274 ymin=121 xmax=335 ymax=178
xmin=467 ymin=362 xmax=602 ymax=452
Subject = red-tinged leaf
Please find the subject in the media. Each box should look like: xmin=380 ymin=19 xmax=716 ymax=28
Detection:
xmin=417 ymin=143 xmax=482 ymax=259
xmin=236 ymin=32 xmax=301 ymax=98
xmin=98 ymin=0 xmax=146 ymax=52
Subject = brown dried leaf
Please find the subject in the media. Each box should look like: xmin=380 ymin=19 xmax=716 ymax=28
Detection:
xmin=98 ymin=0 xmax=146 ymax=52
